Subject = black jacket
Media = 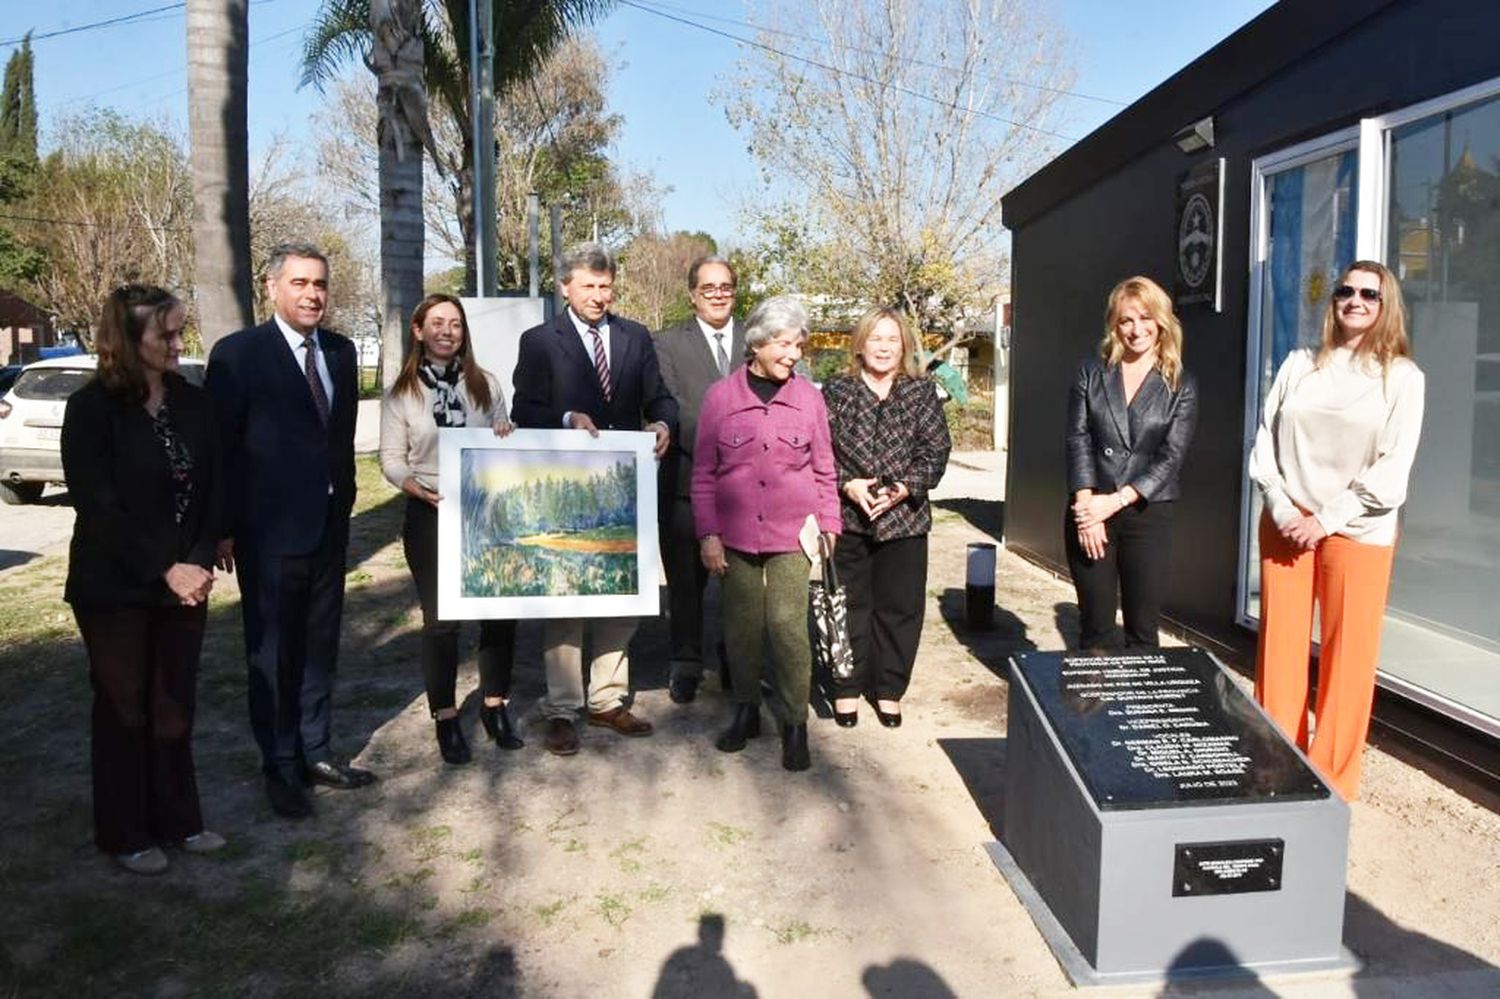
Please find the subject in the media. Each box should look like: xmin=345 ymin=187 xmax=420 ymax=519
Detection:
xmin=206 ymin=320 xmax=358 ymax=557
xmin=1065 ymin=358 xmax=1198 ymax=502
xmin=510 ymin=310 xmax=678 ymax=436
xmin=62 ymin=376 xmax=222 ymax=607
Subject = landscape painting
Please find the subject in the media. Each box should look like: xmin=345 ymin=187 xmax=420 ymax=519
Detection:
xmin=436 ymin=429 xmax=659 ymax=620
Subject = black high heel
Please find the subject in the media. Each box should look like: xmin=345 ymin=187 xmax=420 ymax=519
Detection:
xmin=832 ymin=699 xmax=859 ymax=728
xmin=715 ymin=704 xmax=762 ymax=752
xmin=435 ymin=717 xmax=472 ymax=765
xmin=781 ymin=724 xmax=811 ymax=771
xmin=480 ymin=702 xmax=525 ymax=750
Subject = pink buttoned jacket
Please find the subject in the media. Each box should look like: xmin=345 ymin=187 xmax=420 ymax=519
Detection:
xmin=691 ymin=368 xmax=842 ymax=554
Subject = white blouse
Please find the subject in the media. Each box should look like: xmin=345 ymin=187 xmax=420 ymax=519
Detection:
xmin=1248 ymin=346 xmax=1425 ymax=546
xmin=379 ymin=370 xmax=507 ymax=492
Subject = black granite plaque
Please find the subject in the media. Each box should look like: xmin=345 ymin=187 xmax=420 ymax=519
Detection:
xmin=1172 ymin=839 xmax=1284 ymax=897
xmin=1010 ymin=648 xmax=1329 ymax=810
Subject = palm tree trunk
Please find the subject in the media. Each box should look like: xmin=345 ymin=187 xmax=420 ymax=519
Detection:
xmin=370 ymin=0 xmax=431 ymax=389
xmin=186 ymin=0 xmax=253 ymax=351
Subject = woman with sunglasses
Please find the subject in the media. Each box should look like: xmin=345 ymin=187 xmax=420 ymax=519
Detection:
xmin=380 ymin=294 xmax=524 ymax=764
xmin=1248 ymin=260 xmax=1425 ymax=800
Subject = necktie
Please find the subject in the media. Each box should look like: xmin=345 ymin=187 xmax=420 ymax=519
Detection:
xmin=302 ymin=337 xmax=330 ymax=426
xmin=713 ymin=332 xmax=728 ymax=377
xmin=588 ymin=326 xmax=612 ymax=402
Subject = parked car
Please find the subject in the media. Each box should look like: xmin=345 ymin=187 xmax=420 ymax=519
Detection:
xmin=0 ymin=355 xmax=206 ymax=505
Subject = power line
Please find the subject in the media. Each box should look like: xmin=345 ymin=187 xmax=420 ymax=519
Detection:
xmin=616 ymin=0 xmax=1081 ymax=142
xmin=2 ymin=0 xmax=283 ymax=49
xmin=1 ymin=3 xmax=184 ymax=48
xmin=631 ymin=0 xmax=1127 ymax=109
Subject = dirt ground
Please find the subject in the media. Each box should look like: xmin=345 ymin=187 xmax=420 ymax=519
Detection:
xmin=0 ymin=453 xmax=1497 ymax=997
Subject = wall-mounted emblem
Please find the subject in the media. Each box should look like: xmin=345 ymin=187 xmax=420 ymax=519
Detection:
xmin=1176 ymin=158 xmax=1225 ymax=311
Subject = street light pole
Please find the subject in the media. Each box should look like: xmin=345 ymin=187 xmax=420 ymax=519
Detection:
xmin=468 ymin=0 xmax=497 ymax=296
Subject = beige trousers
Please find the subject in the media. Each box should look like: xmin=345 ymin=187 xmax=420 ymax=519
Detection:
xmin=541 ymin=617 xmax=637 ymax=718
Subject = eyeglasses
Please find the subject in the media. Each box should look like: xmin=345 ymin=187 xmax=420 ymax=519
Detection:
xmin=696 ymin=284 xmax=736 ymax=298
xmin=1332 ymin=285 xmax=1381 ymax=303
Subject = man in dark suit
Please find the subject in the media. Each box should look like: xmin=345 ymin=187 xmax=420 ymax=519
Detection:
xmin=653 ymin=255 xmax=744 ymax=703
xmin=206 ymin=242 xmax=373 ymax=819
xmin=511 ymin=241 xmax=678 ymax=756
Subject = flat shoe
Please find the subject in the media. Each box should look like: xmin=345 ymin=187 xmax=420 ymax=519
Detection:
xmin=875 ymin=707 xmax=903 ymax=728
xmin=305 ymin=759 xmax=377 ymax=789
xmin=116 ymin=847 xmax=168 ymax=875
xmin=180 ymin=831 xmax=227 ymax=854
xmin=544 ymin=717 xmax=580 ymax=756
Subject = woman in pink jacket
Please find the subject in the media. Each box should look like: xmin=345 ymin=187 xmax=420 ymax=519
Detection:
xmin=692 ymin=295 xmax=841 ymax=771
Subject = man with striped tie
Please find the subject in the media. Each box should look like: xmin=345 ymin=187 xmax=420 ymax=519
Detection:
xmin=653 ymin=256 xmax=745 ymax=704
xmin=510 ymin=242 xmax=678 ymax=756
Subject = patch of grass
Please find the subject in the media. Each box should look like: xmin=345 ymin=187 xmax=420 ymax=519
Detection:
xmin=707 ymin=821 xmax=750 ymax=847
xmin=771 ymin=920 xmax=823 ymax=944
xmin=637 ymin=884 xmax=671 ymax=905
xmin=609 ymin=837 xmax=647 ymax=873
xmin=562 ymin=838 xmax=587 ymax=854
xmin=441 ymin=907 xmax=493 ymax=936
xmin=595 ymin=893 xmax=632 ymax=928
xmin=287 ymin=838 xmax=340 ymax=872
xmin=534 ymin=897 xmax=576 ymax=927
xmin=408 ymin=825 xmax=453 ymax=861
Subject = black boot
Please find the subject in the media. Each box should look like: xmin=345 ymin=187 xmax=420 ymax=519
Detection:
xmin=715 ymin=704 xmax=761 ymax=752
xmin=436 ymin=717 xmax=472 ymax=765
xmin=480 ymin=702 xmax=525 ymax=750
xmin=781 ymin=724 xmax=810 ymax=771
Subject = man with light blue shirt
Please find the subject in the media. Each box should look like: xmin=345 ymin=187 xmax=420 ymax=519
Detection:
xmin=207 ymin=241 xmax=373 ymax=819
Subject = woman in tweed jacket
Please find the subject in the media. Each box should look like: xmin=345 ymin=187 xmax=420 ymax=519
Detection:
xmin=823 ymin=308 xmax=951 ymax=728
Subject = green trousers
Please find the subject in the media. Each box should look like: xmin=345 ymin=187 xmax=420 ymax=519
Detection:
xmin=722 ymin=547 xmax=812 ymax=725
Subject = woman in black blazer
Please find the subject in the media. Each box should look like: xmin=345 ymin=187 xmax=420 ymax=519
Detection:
xmin=1065 ymin=276 xmax=1198 ymax=649
xmin=61 ymin=285 xmax=225 ymax=875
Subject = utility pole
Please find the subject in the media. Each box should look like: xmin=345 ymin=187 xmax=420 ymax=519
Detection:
xmin=469 ymin=0 xmax=497 ymax=296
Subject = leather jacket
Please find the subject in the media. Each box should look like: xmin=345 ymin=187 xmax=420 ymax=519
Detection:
xmin=1065 ymin=357 xmax=1198 ymax=502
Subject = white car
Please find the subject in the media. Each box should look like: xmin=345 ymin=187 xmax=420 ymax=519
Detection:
xmin=0 ymin=355 xmax=206 ymax=504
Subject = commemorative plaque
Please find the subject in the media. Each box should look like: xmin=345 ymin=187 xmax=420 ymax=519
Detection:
xmin=987 ymin=647 xmax=1355 ymax=986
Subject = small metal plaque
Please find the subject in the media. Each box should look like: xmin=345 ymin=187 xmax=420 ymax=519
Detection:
xmin=1172 ymin=839 xmax=1284 ymax=897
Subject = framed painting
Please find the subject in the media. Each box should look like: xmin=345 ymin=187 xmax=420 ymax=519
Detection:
xmin=436 ymin=428 xmax=660 ymax=620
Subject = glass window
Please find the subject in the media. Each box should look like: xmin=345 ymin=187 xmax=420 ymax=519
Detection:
xmin=1381 ymin=92 xmax=1500 ymax=724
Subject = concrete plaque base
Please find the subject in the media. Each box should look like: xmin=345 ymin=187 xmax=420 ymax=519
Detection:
xmin=998 ymin=649 xmax=1357 ymax=984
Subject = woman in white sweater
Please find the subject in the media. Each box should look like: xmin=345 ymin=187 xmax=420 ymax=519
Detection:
xmin=380 ymin=295 xmax=523 ymax=764
xmin=1247 ymin=260 xmax=1424 ymax=799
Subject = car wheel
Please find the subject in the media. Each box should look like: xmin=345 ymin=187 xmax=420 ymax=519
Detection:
xmin=0 ymin=480 xmax=43 ymax=505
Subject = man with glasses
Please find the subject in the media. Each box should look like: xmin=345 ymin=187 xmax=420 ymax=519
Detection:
xmin=654 ymin=255 xmax=745 ymax=703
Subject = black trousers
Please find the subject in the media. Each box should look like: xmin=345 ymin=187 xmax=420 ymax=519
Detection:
xmin=238 ymin=499 xmax=348 ymax=781
xmin=660 ymin=492 xmax=710 ymax=679
xmin=831 ymin=533 xmax=929 ymax=701
xmin=1064 ymin=500 xmax=1174 ymax=648
xmin=402 ymin=498 xmax=515 ymax=714
xmin=74 ymin=603 xmax=208 ymax=854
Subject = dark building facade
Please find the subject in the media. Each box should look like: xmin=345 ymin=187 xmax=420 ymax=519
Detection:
xmin=1002 ymin=0 xmax=1500 ymax=747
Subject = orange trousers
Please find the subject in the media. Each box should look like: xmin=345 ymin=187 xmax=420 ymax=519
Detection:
xmin=1254 ymin=513 xmax=1395 ymax=800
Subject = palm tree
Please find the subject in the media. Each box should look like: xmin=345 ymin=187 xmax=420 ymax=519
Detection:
xmin=186 ymin=0 xmax=254 ymax=350
xmin=303 ymin=0 xmax=614 ymax=303
xmin=303 ymin=0 xmax=436 ymax=389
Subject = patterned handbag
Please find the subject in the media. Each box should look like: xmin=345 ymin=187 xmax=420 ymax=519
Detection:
xmin=808 ymin=534 xmax=855 ymax=681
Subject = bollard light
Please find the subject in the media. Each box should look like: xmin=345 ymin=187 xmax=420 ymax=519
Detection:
xmin=965 ymin=542 xmax=996 ymax=629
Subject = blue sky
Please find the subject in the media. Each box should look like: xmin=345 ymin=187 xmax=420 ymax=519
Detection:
xmin=5 ymin=0 xmax=1276 ymax=248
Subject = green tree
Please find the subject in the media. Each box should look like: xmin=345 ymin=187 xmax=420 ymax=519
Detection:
xmin=302 ymin=0 xmax=614 ymax=301
xmin=0 ymin=33 xmax=41 ymax=287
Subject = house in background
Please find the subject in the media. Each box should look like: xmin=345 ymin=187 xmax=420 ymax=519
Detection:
xmin=1001 ymin=0 xmax=1500 ymax=775
xmin=0 ymin=290 xmax=57 ymax=367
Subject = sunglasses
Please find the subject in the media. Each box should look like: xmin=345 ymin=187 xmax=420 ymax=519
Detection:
xmin=1332 ymin=284 xmax=1381 ymax=302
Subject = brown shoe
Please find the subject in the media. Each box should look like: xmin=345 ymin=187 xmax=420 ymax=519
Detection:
xmin=587 ymin=706 xmax=654 ymax=737
xmin=544 ymin=717 xmax=580 ymax=756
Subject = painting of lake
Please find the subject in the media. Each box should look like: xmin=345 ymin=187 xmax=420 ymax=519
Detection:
xmin=459 ymin=447 xmax=639 ymax=598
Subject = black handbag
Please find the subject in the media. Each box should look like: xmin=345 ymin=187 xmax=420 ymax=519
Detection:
xmin=808 ymin=534 xmax=855 ymax=681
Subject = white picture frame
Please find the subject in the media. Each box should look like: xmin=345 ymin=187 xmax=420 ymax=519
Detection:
xmin=436 ymin=428 xmax=659 ymax=620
